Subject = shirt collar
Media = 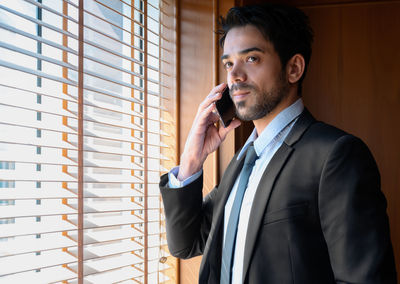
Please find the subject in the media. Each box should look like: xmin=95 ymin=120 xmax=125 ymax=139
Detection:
xmin=237 ymin=98 xmax=304 ymax=160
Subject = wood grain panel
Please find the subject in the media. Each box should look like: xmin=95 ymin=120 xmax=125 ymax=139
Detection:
xmin=244 ymin=0 xmax=400 ymax=7
xmin=179 ymin=0 xmax=215 ymax=283
xmin=179 ymin=0 xmax=215 ymax=191
xmin=302 ymin=2 xmax=400 ymax=277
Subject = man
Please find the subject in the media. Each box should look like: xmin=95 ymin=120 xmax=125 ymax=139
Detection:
xmin=160 ymin=4 xmax=396 ymax=284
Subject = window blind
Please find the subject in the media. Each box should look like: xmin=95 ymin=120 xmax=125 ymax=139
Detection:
xmin=0 ymin=0 xmax=178 ymax=283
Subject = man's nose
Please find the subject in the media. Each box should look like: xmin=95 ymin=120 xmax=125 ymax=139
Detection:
xmin=229 ymin=62 xmax=247 ymax=84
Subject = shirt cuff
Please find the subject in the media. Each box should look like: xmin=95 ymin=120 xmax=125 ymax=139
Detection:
xmin=168 ymin=166 xmax=203 ymax=188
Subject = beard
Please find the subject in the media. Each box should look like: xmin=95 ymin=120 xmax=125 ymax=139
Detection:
xmin=231 ymin=72 xmax=290 ymax=121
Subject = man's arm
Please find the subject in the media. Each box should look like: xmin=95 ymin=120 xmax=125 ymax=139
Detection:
xmin=160 ymin=173 xmax=219 ymax=258
xmin=319 ymin=135 xmax=397 ymax=283
xmin=159 ymin=83 xmax=240 ymax=259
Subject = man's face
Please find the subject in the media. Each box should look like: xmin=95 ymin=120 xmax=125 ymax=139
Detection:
xmin=222 ymin=25 xmax=290 ymax=121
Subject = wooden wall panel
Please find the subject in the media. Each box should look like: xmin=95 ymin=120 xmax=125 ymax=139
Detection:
xmin=301 ymin=2 xmax=400 ymax=277
xmin=245 ymin=0 xmax=400 ymax=6
xmin=179 ymin=0 xmax=216 ymax=283
xmin=179 ymin=0 xmax=215 ymax=192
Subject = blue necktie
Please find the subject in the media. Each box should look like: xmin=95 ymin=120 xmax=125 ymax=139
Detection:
xmin=220 ymin=143 xmax=258 ymax=284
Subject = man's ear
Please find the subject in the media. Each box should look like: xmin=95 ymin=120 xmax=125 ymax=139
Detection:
xmin=286 ymin=54 xmax=305 ymax=84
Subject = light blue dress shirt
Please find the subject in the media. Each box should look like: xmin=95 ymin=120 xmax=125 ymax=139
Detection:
xmin=168 ymin=98 xmax=304 ymax=283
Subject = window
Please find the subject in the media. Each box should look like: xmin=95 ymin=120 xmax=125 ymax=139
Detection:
xmin=0 ymin=0 xmax=177 ymax=283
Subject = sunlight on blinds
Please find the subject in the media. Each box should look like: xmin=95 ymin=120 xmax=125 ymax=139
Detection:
xmin=0 ymin=0 xmax=177 ymax=283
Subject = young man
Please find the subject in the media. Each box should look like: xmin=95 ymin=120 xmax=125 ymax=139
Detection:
xmin=160 ymin=4 xmax=396 ymax=284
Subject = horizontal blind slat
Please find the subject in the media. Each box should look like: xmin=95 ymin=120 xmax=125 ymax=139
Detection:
xmin=81 ymin=254 xmax=144 ymax=276
xmin=0 ymin=60 xmax=78 ymax=86
xmin=0 ymin=102 xmax=77 ymax=120
xmin=84 ymin=53 xmax=145 ymax=80
xmin=0 ymin=138 xmax=170 ymax=153
xmin=0 ymin=254 xmax=77 ymax=278
xmin=81 ymin=256 xmax=166 ymax=277
xmin=0 ymin=219 xmax=164 ymax=239
xmin=1 ymin=237 xmax=165 ymax=259
xmin=0 ymin=124 xmax=167 ymax=148
xmin=0 ymin=83 xmax=78 ymax=104
xmin=0 ymin=22 xmax=78 ymax=55
xmin=0 ymin=229 xmax=164 ymax=254
xmin=83 ymin=8 xmax=145 ymax=41
xmin=90 ymin=0 xmax=158 ymax=36
xmin=82 ymin=39 xmax=157 ymax=71
xmin=83 ymin=24 xmax=147 ymax=55
xmin=0 ymin=41 xmax=78 ymax=71
xmin=0 ymin=205 xmax=161 ymax=219
xmin=0 ymin=236 xmax=76 ymax=257
xmin=0 ymin=266 xmax=77 ymax=283
xmin=22 ymin=0 xmax=79 ymax=24
xmin=83 ymin=69 xmax=145 ymax=92
xmin=0 ymin=4 xmax=79 ymax=40
xmin=118 ymin=0 xmax=159 ymax=23
xmin=0 ymin=82 xmax=168 ymax=112
xmin=0 ymin=162 xmax=168 ymax=173
xmin=0 ymin=189 xmax=161 ymax=200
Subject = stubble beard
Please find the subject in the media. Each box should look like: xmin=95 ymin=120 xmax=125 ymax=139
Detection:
xmin=234 ymin=73 xmax=290 ymax=121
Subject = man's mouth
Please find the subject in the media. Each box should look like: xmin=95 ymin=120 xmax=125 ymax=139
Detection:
xmin=232 ymin=91 xmax=250 ymax=101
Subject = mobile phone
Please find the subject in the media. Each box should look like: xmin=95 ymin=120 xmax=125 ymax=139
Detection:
xmin=215 ymin=86 xmax=236 ymax=128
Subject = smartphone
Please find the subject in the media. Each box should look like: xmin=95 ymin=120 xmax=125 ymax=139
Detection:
xmin=215 ymin=86 xmax=236 ymax=128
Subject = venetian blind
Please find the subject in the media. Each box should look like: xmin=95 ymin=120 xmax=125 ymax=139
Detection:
xmin=0 ymin=0 xmax=178 ymax=283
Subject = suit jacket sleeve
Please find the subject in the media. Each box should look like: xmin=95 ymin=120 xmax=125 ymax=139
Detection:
xmin=159 ymin=172 xmax=218 ymax=259
xmin=319 ymin=135 xmax=397 ymax=283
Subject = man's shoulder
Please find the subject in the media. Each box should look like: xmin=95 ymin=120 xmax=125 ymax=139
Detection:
xmin=300 ymin=119 xmax=367 ymax=153
xmin=284 ymin=108 xmax=354 ymax=148
xmin=288 ymin=108 xmax=351 ymax=148
xmin=290 ymin=120 xmax=377 ymax=173
xmin=307 ymin=120 xmax=349 ymax=140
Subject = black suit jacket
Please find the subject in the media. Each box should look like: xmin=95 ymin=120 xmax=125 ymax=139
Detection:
xmin=160 ymin=109 xmax=397 ymax=284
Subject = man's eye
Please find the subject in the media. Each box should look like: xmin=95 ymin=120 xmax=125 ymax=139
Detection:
xmin=224 ymin=62 xmax=233 ymax=69
xmin=247 ymin=56 xmax=258 ymax=62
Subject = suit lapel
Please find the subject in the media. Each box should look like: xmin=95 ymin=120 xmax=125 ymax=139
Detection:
xmin=241 ymin=108 xmax=315 ymax=282
xmin=241 ymin=143 xmax=293 ymax=282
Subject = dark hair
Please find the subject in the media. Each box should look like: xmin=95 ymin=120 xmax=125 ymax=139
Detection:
xmin=218 ymin=4 xmax=314 ymax=95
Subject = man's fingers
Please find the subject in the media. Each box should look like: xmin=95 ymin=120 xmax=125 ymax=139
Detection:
xmin=210 ymin=82 xmax=227 ymax=96
xmin=200 ymin=102 xmax=217 ymax=121
xmin=199 ymin=92 xmax=221 ymax=112
xmin=192 ymin=102 xmax=217 ymax=132
xmin=219 ymin=119 xmax=241 ymax=139
xmin=198 ymin=83 xmax=227 ymax=112
xmin=209 ymin=112 xmax=220 ymax=124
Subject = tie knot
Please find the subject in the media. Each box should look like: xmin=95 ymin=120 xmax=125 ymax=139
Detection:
xmin=244 ymin=144 xmax=258 ymax=166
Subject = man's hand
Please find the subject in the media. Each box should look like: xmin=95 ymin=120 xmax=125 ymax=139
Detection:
xmin=177 ymin=83 xmax=241 ymax=181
